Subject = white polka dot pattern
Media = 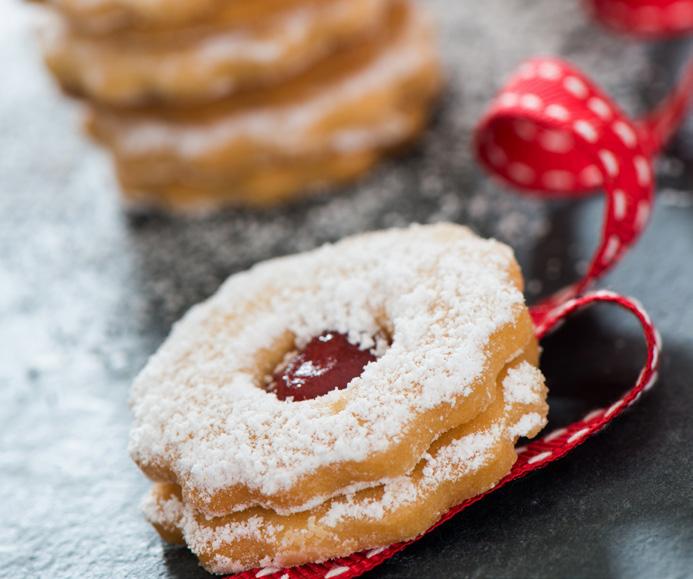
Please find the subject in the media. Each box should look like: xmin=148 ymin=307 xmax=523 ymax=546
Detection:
xmin=472 ymin=54 xmax=693 ymax=310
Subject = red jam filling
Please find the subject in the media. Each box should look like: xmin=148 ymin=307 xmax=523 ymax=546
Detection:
xmin=269 ymin=332 xmax=376 ymax=401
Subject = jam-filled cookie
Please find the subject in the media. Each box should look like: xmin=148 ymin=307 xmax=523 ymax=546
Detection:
xmin=85 ymin=1 xmax=441 ymax=211
xmin=143 ymin=350 xmax=546 ymax=574
xmin=130 ymin=224 xmax=543 ymax=534
xmin=41 ymin=0 xmax=391 ymax=106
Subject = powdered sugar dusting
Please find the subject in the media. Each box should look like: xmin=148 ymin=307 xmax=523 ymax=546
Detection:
xmin=141 ymin=490 xmax=184 ymax=528
xmin=509 ymin=413 xmax=544 ymax=438
xmin=503 ymin=361 xmax=544 ymax=404
xmin=320 ymin=477 xmax=420 ymax=528
xmin=186 ymin=515 xmax=283 ymax=574
xmin=188 ymin=515 xmax=283 ymax=553
xmin=129 ymin=224 xmax=524 ymax=499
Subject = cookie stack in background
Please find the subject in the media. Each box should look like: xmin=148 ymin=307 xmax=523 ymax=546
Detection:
xmin=37 ymin=0 xmax=442 ymax=212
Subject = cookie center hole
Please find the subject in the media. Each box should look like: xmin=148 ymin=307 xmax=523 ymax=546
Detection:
xmin=267 ymin=332 xmax=378 ymax=401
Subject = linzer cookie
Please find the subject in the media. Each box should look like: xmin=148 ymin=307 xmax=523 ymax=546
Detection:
xmin=128 ymin=223 xmax=548 ymax=572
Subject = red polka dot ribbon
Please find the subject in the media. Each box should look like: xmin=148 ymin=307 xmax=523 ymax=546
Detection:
xmin=475 ymin=55 xmax=691 ymax=316
xmin=223 ymin=4 xmax=692 ymax=578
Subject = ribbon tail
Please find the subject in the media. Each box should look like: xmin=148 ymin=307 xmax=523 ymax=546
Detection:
xmin=524 ymin=291 xmax=661 ymax=464
xmin=637 ymin=56 xmax=693 ymax=156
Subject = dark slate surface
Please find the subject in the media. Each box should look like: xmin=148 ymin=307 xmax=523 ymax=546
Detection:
xmin=1 ymin=1 xmax=692 ymax=578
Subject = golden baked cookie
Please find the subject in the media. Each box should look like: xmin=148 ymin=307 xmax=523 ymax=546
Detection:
xmin=85 ymin=0 xmax=442 ymax=211
xmin=129 ymin=224 xmax=538 ymax=522
xmin=41 ymin=0 xmax=391 ymax=106
xmin=143 ymin=349 xmax=547 ymax=573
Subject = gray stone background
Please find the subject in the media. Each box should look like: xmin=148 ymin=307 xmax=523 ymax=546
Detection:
xmin=1 ymin=0 xmax=692 ymax=577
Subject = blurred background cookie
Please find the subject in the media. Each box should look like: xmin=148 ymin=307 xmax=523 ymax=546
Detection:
xmin=86 ymin=2 xmax=441 ymax=211
xmin=36 ymin=0 xmax=442 ymax=212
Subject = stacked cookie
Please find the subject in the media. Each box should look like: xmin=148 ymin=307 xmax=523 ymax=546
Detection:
xmin=129 ymin=224 xmax=549 ymax=574
xmin=39 ymin=0 xmax=442 ymax=211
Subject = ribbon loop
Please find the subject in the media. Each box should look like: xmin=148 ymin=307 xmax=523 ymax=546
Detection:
xmin=475 ymin=58 xmax=655 ymax=304
xmin=524 ymin=291 xmax=661 ymax=462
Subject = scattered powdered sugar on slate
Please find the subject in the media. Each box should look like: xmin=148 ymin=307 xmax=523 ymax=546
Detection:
xmin=1 ymin=1 xmax=664 ymax=575
xmin=129 ymin=224 xmax=523 ymax=496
